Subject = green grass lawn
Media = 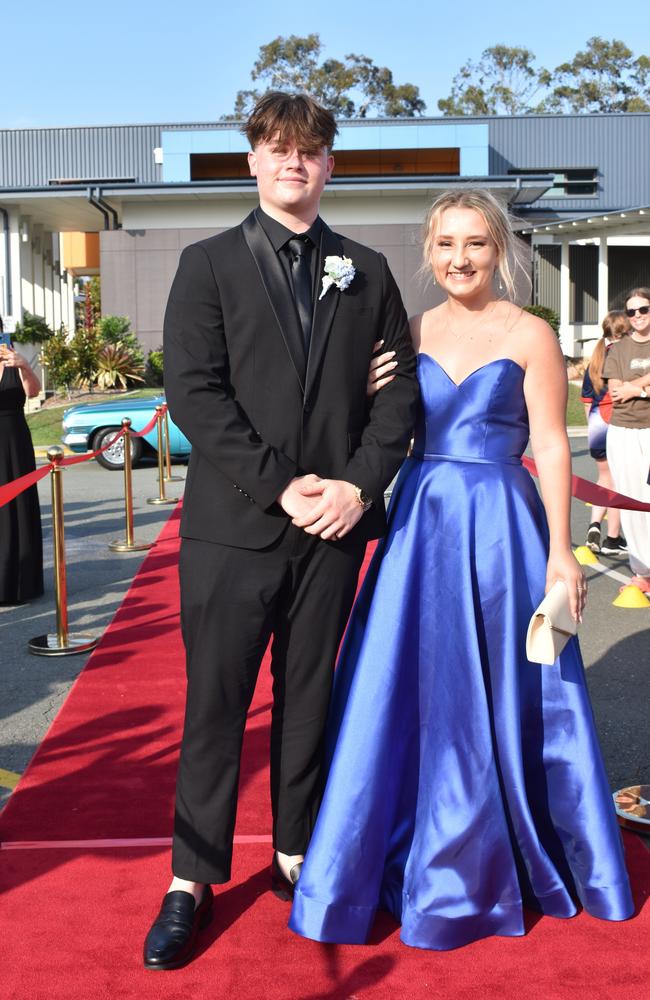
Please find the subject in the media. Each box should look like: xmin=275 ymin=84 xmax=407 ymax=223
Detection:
xmin=26 ymin=388 xmax=162 ymax=447
xmin=567 ymin=382 xmax=587 ymax=426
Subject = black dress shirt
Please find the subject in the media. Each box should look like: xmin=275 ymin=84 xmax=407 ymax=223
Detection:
xmin=256 ymin=207 xmax=323 ymax=309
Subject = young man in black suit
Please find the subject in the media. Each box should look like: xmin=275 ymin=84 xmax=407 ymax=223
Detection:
xmin=144 ymin=91 xmax=418 ymax=969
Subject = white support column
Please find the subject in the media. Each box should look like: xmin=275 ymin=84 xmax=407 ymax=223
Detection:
xmin=60 ymin=272 xmax=69 ymax=332
xmin=0 ymin=215 xmax=6 ymax=321
xmin=52 ymin=277 xmax=62 ymax=332
xmin=51 ymin=233 xmax=62 ymax=332
xmin=62 ymin=274 xmax=75 ymax=334
xmin=20 ymin=220 xmax=34 ymax=314
xmin=8 ymin=210 xmax=22 ymax=327
xmin=559 ymin=239 xmax=573 ymax=355
xmin=32 ymin=225 xmax=45 ymax=319
xmin=43 ymin=233 xmax=54 ymax=330
xmin=598 ymin=236 xmax=608 ymax=324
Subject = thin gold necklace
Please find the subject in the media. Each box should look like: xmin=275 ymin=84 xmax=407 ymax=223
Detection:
xmin=444 ymin=299 xmax=497 ymax=341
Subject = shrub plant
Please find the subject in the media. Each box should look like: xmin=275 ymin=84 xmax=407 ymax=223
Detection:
xmin=41 ymin=326 xmax=77 ymax=394
xmin=146 ymin=349 xmax=164 ymax=387
xmin=523 ymin=305 xmax=560 ymax=336
xmin=12 ymin=311 xmax=53 ymax=345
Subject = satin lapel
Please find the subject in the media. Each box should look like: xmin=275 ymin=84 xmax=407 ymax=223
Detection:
xmin=304 ymin=223 xmax=343 ymax=403
xmin=241 ymin=211 xmax=306 ymax=392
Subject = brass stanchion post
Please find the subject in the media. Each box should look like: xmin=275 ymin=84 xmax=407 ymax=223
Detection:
xmin=109 ymin=418 xmax=152 ymax=553
xmin=147 ymin=405 xmax=178 ymax=505
xmin=29 ymin=447 xmax=99 ymax=656
xmin=163 ymin=408 xmax=184 ymax=483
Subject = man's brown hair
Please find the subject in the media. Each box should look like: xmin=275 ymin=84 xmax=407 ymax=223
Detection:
xmin=244 ymin=91 xmax=338 ymax=152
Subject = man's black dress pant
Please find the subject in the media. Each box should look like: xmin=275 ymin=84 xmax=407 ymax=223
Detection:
xmin=172 ymin=523 xmax=366 ymax=884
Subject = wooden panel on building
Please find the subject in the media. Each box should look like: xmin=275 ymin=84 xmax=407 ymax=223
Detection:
xmin=189 ymin=147 xmax=460 ymax=181
xmin=62 ymin=232 xmax=100 ymax=275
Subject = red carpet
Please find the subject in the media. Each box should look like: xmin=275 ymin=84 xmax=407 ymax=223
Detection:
xmin=1 ymin=508 xmax=649 ymax=1000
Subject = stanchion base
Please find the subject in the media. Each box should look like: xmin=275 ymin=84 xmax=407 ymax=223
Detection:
xmin=613 ymin=785 xmax=650 ymax=836
xmin=109 ymin=539 xmax=153 ymax=552
xmin=146 ymin=496 xmax=178 ymax=505
xmin=28 ymin=632 xmax=99 ymax=657
xmin=163 ymin=475 xmax=185 ymax=483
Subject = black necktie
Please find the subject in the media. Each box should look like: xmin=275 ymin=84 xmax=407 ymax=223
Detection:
xmin=287 ymin=237 xmax=313 ymax=353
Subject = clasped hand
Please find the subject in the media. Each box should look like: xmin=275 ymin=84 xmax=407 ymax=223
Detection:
xmin=278 ymin=474 xmax=364 ymax=540
xmin=610 ymin=381 xmax=643 ymax=403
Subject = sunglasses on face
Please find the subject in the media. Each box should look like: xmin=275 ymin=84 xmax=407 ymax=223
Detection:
xmin=625 ymin=306 xmax=650 ymax=317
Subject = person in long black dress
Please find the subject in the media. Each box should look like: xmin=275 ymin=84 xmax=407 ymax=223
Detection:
xmin=0 ymin=320 xmax=44 ymax=604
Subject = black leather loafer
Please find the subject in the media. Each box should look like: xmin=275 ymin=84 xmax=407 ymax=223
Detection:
xmin=271 ymin=853 xmax=303 ymax=901
xmin=143 ymin=885 xmax=213 ymax=970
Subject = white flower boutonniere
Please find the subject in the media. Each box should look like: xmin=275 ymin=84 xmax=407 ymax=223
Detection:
xmin=319 ymin=255 xmax=356 ymax=300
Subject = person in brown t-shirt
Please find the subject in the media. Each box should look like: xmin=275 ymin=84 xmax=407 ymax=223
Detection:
xmin=602 ymin=287 xmax=650 ymax=590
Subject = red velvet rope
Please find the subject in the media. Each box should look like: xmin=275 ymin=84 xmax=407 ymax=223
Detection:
xmin=0 ymin=406 xmax=165 ymax=509
xmin=7 ymin=407 xmax=646 ymax=515
xmin=522 ymin=456 xmax=650 ymax=512
xmin=131 ymin=408 xmax=163 ymax=439
xmin=56 ymin=407 xmax=162 ymax=468
xmin=0 ymin=466 xmax=51 ymax=507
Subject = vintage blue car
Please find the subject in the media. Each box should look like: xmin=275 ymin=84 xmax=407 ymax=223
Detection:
xmin=61 ymin=395 xmax=191 ymax=470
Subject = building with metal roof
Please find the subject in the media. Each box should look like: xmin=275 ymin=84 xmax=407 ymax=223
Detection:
xmin=1 ymin=113 xmax=649 ymax=354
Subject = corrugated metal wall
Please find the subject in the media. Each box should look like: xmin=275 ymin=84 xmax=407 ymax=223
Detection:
xmin=0 ymin=125 xmax=163 ymax=186
xmin=607 ymin=247 xmax=650 ymax=307
xmin=534 ymin=244 xmax=560 ymax=312
xmin=570 ymin=245 xmax=598 ymax=323
xmin=534 ymin=244 xmax=601 ymax=323
xmin=2 ymin=114 xmax=649 ymax=209
xmin=489 ymin=114 xmax=650 ymax=215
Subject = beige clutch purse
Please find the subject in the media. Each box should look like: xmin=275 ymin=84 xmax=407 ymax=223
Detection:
xmin=526 ymin=580 xmax=578 ymax=665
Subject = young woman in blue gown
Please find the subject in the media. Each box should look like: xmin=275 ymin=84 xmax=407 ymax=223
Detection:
xmin=289 ymin=190 xmax=634 ymax=951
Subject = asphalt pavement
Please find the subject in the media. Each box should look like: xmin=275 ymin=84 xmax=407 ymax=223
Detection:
xmin=1 ymin=437 xmax=648 ymax=814
xmin=0 ymin=453 xmax=182 ymax=807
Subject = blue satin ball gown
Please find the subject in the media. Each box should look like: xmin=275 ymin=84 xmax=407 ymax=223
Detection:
xmin=289 ymin=354 xmax=634 ymax=951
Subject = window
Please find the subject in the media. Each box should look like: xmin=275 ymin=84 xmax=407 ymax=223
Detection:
xmin=48 ymin=177 xmax=135 ymax=185
xmin=510 ymin=168 xmax=597 ymax=198
xmin=189 ymin=148 xmax=461 ymax=181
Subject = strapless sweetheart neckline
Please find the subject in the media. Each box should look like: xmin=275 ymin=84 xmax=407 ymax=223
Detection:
xmin=417 ymin=352 xmax=525 ymax=389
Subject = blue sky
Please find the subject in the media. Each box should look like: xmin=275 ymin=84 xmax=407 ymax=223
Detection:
xmin=4 ymin=0 xmax=649 ymax=128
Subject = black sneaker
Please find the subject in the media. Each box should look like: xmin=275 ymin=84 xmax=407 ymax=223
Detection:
xmin=586 ymin=522 xmax=601 ymax=553
xmin=600 ymin=536 xmax=628 ymax=555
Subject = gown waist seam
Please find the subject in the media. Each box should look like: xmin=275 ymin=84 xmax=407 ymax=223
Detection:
xmin=409 ymin=452 xmax=522 ymax=467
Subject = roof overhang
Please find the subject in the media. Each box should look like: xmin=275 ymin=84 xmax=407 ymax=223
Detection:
xmin=0 ymin=188 xmax=109 ymax=231
xmin=0 ymin=174 xmax=555 ymax=233
xmin=522 ymin=206 xmax=650 ymax=239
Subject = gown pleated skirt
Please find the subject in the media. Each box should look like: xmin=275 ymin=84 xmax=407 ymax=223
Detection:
xmin=289 ymin=356 xmax=634 ymax=950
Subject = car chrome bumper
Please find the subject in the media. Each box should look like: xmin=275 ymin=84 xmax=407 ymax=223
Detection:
xmin=62 ymin=432 xmax=90 ymax=449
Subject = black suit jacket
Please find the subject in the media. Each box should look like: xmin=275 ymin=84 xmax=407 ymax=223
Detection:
xmin=163 ymin=209 xmax=419 ymax=549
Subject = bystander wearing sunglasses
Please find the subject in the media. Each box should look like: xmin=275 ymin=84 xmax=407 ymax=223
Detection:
xmin=603 ymin=288 xmax=650 ymax=592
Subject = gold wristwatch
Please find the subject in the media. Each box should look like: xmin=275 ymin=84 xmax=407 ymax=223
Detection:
xmin=353 ymin=485 xmax=373 ymax=512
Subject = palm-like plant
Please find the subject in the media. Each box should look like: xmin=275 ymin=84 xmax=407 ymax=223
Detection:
xmin=94 ymin=341 xmax=145 ymax=390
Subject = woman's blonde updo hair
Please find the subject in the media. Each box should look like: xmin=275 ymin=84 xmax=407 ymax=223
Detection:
xmin=422 ymin=188 xmax=531 ymax=302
